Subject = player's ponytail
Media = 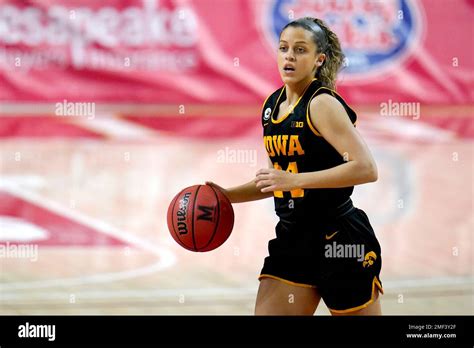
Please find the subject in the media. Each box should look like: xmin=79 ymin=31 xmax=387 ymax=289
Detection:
xmin=281 ymin=17 xmax=345 ymax=90
xmin=311 ymin=18 xmax=344 ymax=90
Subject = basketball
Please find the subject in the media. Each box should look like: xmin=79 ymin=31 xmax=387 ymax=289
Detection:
xmin=167 ymin=184 xmax=234 ymax=252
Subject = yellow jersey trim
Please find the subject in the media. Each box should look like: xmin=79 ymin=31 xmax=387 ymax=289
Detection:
xmin=327 ymin=276 xmax=384 ymax=314
xmin=271 ymin=79 xmax=317 ymax=124
xmin=260 ymin=93 xmax=272 ymax=116
xmin=269 ymin=87 xmax=286 ymax=123
xmin=258 ymin=274 xmax=316 ymax=288
xmin=306 ymin=86 xmax=357 ymax=137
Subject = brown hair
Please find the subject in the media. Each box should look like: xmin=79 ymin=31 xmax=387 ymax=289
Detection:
xmin=281 ymin=17 xmax=345 ymax=89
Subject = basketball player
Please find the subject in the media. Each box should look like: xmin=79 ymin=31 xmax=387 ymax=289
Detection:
xmin=207 ymin=17 xmax=383 ymax=315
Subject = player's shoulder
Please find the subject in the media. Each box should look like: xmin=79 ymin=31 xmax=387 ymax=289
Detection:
xmin=308 ymin=87 xmax=357 ymax=124
xmin=309 ymin=91 xmax=342 ymax=113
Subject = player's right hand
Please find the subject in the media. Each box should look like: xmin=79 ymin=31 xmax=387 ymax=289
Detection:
xmin=205 ymin=181 xmax=230 ymax=199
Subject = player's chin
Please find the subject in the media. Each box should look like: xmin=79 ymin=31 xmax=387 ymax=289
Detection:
xmin=280 ymin=74 xmax=298 ymax=84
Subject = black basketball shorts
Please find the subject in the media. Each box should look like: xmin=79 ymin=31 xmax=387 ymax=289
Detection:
xmin=259 ymin=199 xmax=383 ymax=313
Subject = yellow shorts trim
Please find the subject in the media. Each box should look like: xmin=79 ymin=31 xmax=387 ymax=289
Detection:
xmin=258 ymin=274 xmax=316 ymax=289
xmin=327 ymin=276 xmax=384 ymax=314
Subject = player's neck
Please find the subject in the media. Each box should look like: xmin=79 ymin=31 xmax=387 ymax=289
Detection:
xmin=284 ymin=77 xmax=315 ymax=105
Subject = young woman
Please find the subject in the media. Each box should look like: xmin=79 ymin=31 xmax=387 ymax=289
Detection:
xmin=207 ymin=17 xmax=383 ymax=315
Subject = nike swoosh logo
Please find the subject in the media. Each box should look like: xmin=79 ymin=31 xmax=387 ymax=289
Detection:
xmin=325 ymin=231 xmax=339 ymax=240
xmin=263 ymin=123 xmax=268 ymax=126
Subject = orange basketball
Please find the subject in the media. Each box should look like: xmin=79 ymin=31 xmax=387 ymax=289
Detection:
xmin=167 ymin=184 xmax=234 ymax=252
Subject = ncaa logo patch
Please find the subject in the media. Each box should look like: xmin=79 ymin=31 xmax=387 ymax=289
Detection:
xmin=264 ymin=107 xmax=272 ymax=120
xmin=263 ymin=0 xmax=423 ymax=80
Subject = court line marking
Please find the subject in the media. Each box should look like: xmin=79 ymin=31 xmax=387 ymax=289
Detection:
xmin=384 ymin=275 xmax=474 ymax=289
xmin=0 ymin=286 xmax=259 ymax=300
xmin=1 ymin=180 xmax=472 ymax=298
xmin=0 ymin=260 xmax=172 ymax=291
xmin=0 ymin=181 xmax=176 ymax=290
xmin=2 ymin=275 xmax=472 ymax=300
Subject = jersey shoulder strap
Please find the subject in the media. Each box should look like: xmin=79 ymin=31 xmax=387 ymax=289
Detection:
xmin=261 ymin=86 xmax=285 ymax=127
xmin=306 ymin=86 xmax=357 ymax=125
xmin=305 ymin=86 xmax=357 ymax=136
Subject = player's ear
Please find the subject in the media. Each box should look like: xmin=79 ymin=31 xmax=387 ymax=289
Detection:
xmin=315 ymin=53 xmax=326 ymax=68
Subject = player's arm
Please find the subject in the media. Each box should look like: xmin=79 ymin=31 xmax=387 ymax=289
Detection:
xmin=206 ymin=159 xmax=274 ymax=203
xmin=255 ymin=94 xmax=377 ymax=192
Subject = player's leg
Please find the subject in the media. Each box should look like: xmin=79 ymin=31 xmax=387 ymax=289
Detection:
xmin=329 ymin=290 xmax=382 ymax=316
xmin=255 ymin=277 xmax=321 ymax=315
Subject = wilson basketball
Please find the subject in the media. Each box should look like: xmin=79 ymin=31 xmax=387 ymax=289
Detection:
xmin=167 ymin=184 xmax=234 ymax=252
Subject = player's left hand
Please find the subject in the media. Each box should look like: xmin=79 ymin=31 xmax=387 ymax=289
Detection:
xmin=255 ymin=168 xmax=299 ymax=193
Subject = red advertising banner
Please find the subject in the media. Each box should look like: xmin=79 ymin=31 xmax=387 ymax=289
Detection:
xmin=0 ymin=0 xmax=472 ymax=104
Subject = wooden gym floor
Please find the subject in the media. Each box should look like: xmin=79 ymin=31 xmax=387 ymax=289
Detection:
xmin=0 ymin=105 xmax=472 ymax=315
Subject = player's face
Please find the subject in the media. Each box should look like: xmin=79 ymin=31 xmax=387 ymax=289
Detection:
xmin=278 ymin=26 xmax=322 ymax=85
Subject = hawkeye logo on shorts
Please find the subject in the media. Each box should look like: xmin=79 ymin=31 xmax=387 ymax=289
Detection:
xmin=263 ymin=107 xmax=271 ymax=121
xmin=362 ymin=251 xmax=377 ymax=268
xmin=265 ymin=0 xmax=422 ymax=79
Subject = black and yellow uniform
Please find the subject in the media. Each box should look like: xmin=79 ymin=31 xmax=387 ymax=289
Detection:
xmin=259 ymin=78 xmax=383 ymax=313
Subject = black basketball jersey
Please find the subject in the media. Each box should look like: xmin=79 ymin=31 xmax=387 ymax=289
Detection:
xmin=262 ymin=78 xmax=357 ymax=228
